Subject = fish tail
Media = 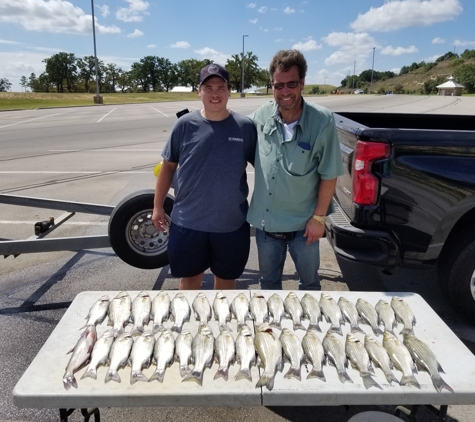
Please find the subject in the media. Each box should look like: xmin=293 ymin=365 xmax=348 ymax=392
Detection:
xmin=219 ymin=323 xmax=233 ymax=333
xmin=179 ymin=365 xmax=191 ymax=378
xmin=384 ymin=371 xmax=399 ymax=385
xmin=350 ymin=324 xmax=366 ymax=335
xmin=238 ymin=322 xmax=250 ymax=330
xmin=362 ymin=375 xmax=383 ymax=390
xmin=284 ymin=366 xmax=302 ymax=381
xmin=62 ymin=373 xmax=77 ymax=390
xmin=293 ymin=321 xmax=306 ymax=331
xmin=171 ymin=324 xmax=182 ymax=334
xmin=255 ymin=372 xmax=275 ymax=391
xmin=399 ymin=326 xmax=414 ymax=335
xmin=337 ymin=370 xmax=353 ymax=384
xmin=372 ymin=326 xmax=384 ymax=336
xmin=182 ymin=370 xmax=203 ymax=386
xmin=235 ymin=367 xmax=252 ymax=382
xmin=153 ymin=323 xmax=165 ymax=334
xmin=131 ymin=370 xmax=149 ymax=384
xmin=308 ymin=322 xmax=322 ymax=333
xmin=105 ymin=370 xmax=121 ymax=384
xmin=307 ymin=367 xmax=325 ymax=381
xmin=213 ymin=367 xmax=229 ymax=381
xmin=329 ymin=325 xmax=343 ymax=336
xmin=400 ymin=374 xmax=421 ymax=389
xmin=269 ymin=321 xmax=282 ymax=329
xmin=431 ymin=375 xmax=454 ymax=393
xmin=80 ymin=367 xmax=97 ymax=380
xmin=149 ymin=369 xmax=166 ymax=383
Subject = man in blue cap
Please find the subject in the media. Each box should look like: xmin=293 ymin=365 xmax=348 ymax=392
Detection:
xmin=152 ymin=63 xmax=257 ymax=290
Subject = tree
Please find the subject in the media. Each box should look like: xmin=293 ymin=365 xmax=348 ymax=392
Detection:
xmin=176 ymin=58 xmax=210 ymax=91
xmin=20 ymin=76 xmax=28 ymax=92
xmin=310 ymin=86 xmax=320 ymax=94
xmin=77 ymin=56 xmax=103 ymax=93
xmin=455 ymin=64 xmax=475 ymax=93
xmin=423 ymin=76 xmax=445 ymax=94
xmin=155 ymin=57 xmax=178 ymax=92
xmin=460 ymin=49 xmax=475 ymax=60
xmin=43 ymin=52 xmax=77 ymax=92
xmin=226 ymin=52 xmax=260 ymax=92
xmin=255 ymin=68 xmax=271 ymax=94
xmin=0 ymin=78 xmax=12 ymax=92
xmin=103 ymin=63 xmax=121 ymax=93
xmin=436 ymin=51 xmax=459 ymax=62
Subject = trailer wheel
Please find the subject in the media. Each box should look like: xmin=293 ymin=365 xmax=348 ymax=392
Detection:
xmin=438 ymin=230 xmax=475 ymax=324
xmin=109 ymin=190 xmax=174 ymax=269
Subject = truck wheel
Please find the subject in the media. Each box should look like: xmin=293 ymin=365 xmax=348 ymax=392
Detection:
xmin=438 ymin=231 xmax=475 ymax=324
xmin=108 ymin=190 xmax=174 ymax=269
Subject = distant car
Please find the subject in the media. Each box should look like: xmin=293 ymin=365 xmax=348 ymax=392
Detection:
xmin=354 ymin=89 xmax=364 ymax=94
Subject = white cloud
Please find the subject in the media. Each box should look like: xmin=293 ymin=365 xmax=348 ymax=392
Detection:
xmin=258 ymin=6 xmax=267 ymax=13
xmin=323 ymin=32 xmax=378 ymax=66
xmin=127 ymin=29 xmax=144 ymax=38
xmin=432 ymin=37 xmax=445 ymax=44
xmin=98 ymin=5 xmax=109 ymax=17
xmin=380 ymin=45 xmax=419 ymax=55
xmin=250 ymin=19 xmax=258 ymax=24
xmin=275 ymin=38 xmax=284 ymax=42
xmin=260 ymin=27 xmax=270 ymax=32
xmin=454 ymin=39 xmax=475 ymax=46
xmin=292 ymin=39 xmax=322 ymax=52
xmin=274 ymin=27 xmax=283 ymax=31
xmin=147 ymin=44 xmax=156 ymax=49
xmin=0 ymin=39 xmax=23 ymax=45
xmin=170 ymin=41 xmax=190 ymax=49
xmin=0 ymin=0 xmax=120 ymax=34
xmin=424 ymin=54 xmax=441 ymax=62
xmin=351 ymin=0 xmax=463 ymax=32
xmin=194 ymin=47 xmax=229 ymax=65
xmin=284 ymin=7 xmax=295 ymax=14
xmin=116 ymin=0 xmax=150 ymax=22
xmin=247 ymin=3 xmax=256 ymax=8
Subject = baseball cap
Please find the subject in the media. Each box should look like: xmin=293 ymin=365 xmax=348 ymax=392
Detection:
xmin=200 ymin=64 xmax=229 ymax=84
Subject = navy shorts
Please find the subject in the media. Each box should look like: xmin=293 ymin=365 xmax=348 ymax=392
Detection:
xmin=167 ymin=222 xmax=250 ymax=279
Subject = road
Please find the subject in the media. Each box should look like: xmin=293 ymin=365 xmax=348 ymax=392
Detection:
xmin=1 ymin=94 xmax=475 ymax=421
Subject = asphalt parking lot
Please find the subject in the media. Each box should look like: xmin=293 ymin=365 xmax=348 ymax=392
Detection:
xmin=1 ymin=95 xmax=475 ymax=422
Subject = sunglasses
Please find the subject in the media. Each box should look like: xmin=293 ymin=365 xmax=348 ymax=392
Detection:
xmin=272 ymin=80 xmax=302 ymax=90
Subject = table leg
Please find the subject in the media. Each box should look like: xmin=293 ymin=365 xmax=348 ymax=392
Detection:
xmin=59 ymin=408 xmax=100 ymax=421
xmin=394 ymin=404 xmax=449 ymax=422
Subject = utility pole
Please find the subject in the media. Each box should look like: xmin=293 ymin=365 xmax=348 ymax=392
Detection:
xmin=241 ymin=35 xmax=248 ymax=98
xmin=370 ymin=47 xmax=375 ymax=93
xmin=91 ymin=0 xmax=102 ymax=104
xmin=353 ymin=61 xmax=357 ymax=90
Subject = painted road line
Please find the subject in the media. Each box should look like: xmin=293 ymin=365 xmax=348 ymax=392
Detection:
xmin=0 ymin=171 xmax=152 ymax=174
xmin=97 ymin=108 xmax=117 ymax=123
xmin=0 ymin=111 xmax=71 ymax=130
xmin=149 ymin=106 xmax=169 ymax=117
xmin=49 ymin=149 xmax=162 ymax=152
xmin=0 ymin=220 xmax=108 ymax=226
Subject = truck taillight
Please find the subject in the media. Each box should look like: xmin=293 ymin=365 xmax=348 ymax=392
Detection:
xmin=352 ymin=140 xmax=390 ymax=206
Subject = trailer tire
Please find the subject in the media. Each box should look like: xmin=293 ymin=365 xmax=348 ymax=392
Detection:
xmin=108 ymin=190 xmax=174 ymax=269
xmin=438 ymin=230 xmax=475 ymax=324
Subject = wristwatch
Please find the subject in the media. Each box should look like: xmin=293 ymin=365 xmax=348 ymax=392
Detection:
xmin=312 ymin=215 xmax=326 ymax=224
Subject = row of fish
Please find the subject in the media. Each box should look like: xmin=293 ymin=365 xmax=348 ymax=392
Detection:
xmin=80 ymin=290 xmax=417 ymax=338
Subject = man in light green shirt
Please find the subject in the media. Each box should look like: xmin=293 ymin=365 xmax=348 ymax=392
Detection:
xmin=247 ymin=49 xmax=344 ymax=290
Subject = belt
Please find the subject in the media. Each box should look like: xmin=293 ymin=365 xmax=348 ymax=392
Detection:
xmin=264 ymin=231 xmax=297 ymax=241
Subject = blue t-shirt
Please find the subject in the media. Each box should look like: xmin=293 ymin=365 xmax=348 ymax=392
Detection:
xmin=162 ymin=110 xmax=257 ymax=233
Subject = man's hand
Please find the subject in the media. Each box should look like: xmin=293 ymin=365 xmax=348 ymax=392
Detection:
xmin=303 ymin=218 xmax=325 ymax=245
xmin=152 ymin=206 xmax=168 ymax=231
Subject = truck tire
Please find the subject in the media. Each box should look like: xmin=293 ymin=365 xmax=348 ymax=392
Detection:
xmin=108 ymin=190 xmax=174 ymax=269
xmin=438 ymin=231 xmax=475 ymax=324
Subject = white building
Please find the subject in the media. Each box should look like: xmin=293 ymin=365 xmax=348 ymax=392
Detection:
xmin=436 ymin=76 xmax=464 ymax=96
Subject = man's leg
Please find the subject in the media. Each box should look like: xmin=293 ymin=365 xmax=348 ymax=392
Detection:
xmin=255 ymin=228 xmax=287 ymax=290
xmin=289 ymin=230 xmax=321 ymax=290
xmin=214 ymin=277 xmax=236 ymax=290
xmin=179 ymin=272 xmax=204 ymax=290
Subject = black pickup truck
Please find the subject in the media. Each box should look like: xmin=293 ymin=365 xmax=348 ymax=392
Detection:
xmin=326 ymin=112 xmax=475 ymax=323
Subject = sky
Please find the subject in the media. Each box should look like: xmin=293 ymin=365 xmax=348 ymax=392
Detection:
xmin=1 ymin=0 xmax=474 ymax=92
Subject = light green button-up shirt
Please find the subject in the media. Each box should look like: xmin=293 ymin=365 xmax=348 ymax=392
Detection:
xmin=247 ymin=99 xmax=344 ymax=232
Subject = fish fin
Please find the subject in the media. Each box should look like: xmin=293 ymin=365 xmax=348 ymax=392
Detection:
xmin=362 ymin=375 xmax=382 ymax=390
xmin=213 ymin=367 xmax=229 ymax=381
xmin=368 ymin=362 xmax=376 ymax=375
xmin=337 ymin=370 xmax=353 ymax=384
xmin=328 ymin=325 xmax=343 ymax=336
xmin=270 ymin=321 xmax=282 ymax=329
xmin=62 ymin=374 xmax=77 ymax=390
xmin=149 ymin=369 xmax=165 ymax=383
xmin=437 ymin=362 xmax=446 ymax=374
xmin=284 ymin=366 xmax=301 ymax=381
xmin=350 ymin=325 xmax=365 ymax=335
xmin=278 ymin=359 xmax=284 ymax=373
xmin=131 ymin=370 xmax=149 ymax=384
xmin=255 ymin=373 xmax=275 ymax=391
xmin=372 ymin=326 xmax=384 ymax=336
xmin=105 ymin=370 xmax=121 ymax=383
xmin=235 ymin=367 xmax=252 ymax=382
xmin=384 ymin=371 xmax=399 ymax=385
xmin=80 ymin=367 xmax=97 ymax=380
xmin=182 ymin=370 xmax=203 ymax=386
xmin=307 ymin=367 xmax=326 ymax=381
xmin=431 ymin=375 xmax=454 ymax=393
xmin=179 ymin=365 xmax=191 ymax=378
xmin=399 ymin=326 xmax=414 ymax=335
xmin=308 ymin=323 xmax=322 ymax=333
xmin=400 ymin=374 xmax=420 ymax=389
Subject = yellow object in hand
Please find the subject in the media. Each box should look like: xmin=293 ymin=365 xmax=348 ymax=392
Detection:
xmin=153 ymin=162 xmax=162 ymax=177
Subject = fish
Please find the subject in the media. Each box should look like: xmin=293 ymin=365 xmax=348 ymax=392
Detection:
xmin=338 ymin=297 xmax=365 ymax=334
xmin=254 ymin=324 xmax=283 ymax=391
xmin=283 ymin=292 xmax=306 ymax=331
xmin=170 ymin=292 xmax=191 ymax=334
xmin=213 ymin=291 xmax=233 ymax=332
xmin=356 ymin=298 xmax=383 ymax=336
xmin=231 ymin=292 xmax=251 ymax=329
xmin=302 ymin=330 xmax=326 ymax=381
xmin=183 ymin=324 xmax=215 ymax=386
xmin=63 ymin=325 xmax=97 ymax=390
xmin=345 ymin=333 xmax=381 ymax=390
xmin=150 ymin=329 xmax=175 ymax=383
xmin=301 ymin=293 xmax=322 ymax=332
xmin=375 ymin=299 xmax=397 ymax=335
xmin=235 ymin=325 xmax=256 ymax=382
xmin=151 ymin=291 xmax=170 ymax=333
xmin=364 ymin=334 xmax=399 ymax=385
xmin=267 ymin=293 xmax=285 ymax=329
xmin=280 ymin=328 xmax=306 ymax=381
xmin=108 ymin=291 xmax=132 ymax=335
xmin=80 ymin=295 xmax=110 ymax=329
xmin=81 ymin=329 xmax=115 ymax=380
xmin=319 ymin=293 xmax=345 ymax=335
xmin=175 ymin=328 xmax=193 ymax=378
xmin=213 ymin=329 xmax=235 ymax=381
xmin=250 ymin=292 xmax=269 ymax=327
xmin=192 ymin=292 xmax=212 ymax=325
xmin=105 ymin=331 xmax=134 ymax=383
xmin=403 ymin=334 xmax=453 ymax=393
xmin=322 ymin=332 xmax=353 ymax=384
xmin=130 ymin=331 xmax=155 ymax=384
xmin=391 ymin=296 xmax=416 ymax=335
xmin=383 ymin=331 xmax=420 ymax=389
xmin=131 ymin=291 xmax=152 ymax=335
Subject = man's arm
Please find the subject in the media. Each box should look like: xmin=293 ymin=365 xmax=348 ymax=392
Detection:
xmin=152 ymin=160 xmax=178 ymax=231
xmin=303 ymin=178 xmax=337 ymax=244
